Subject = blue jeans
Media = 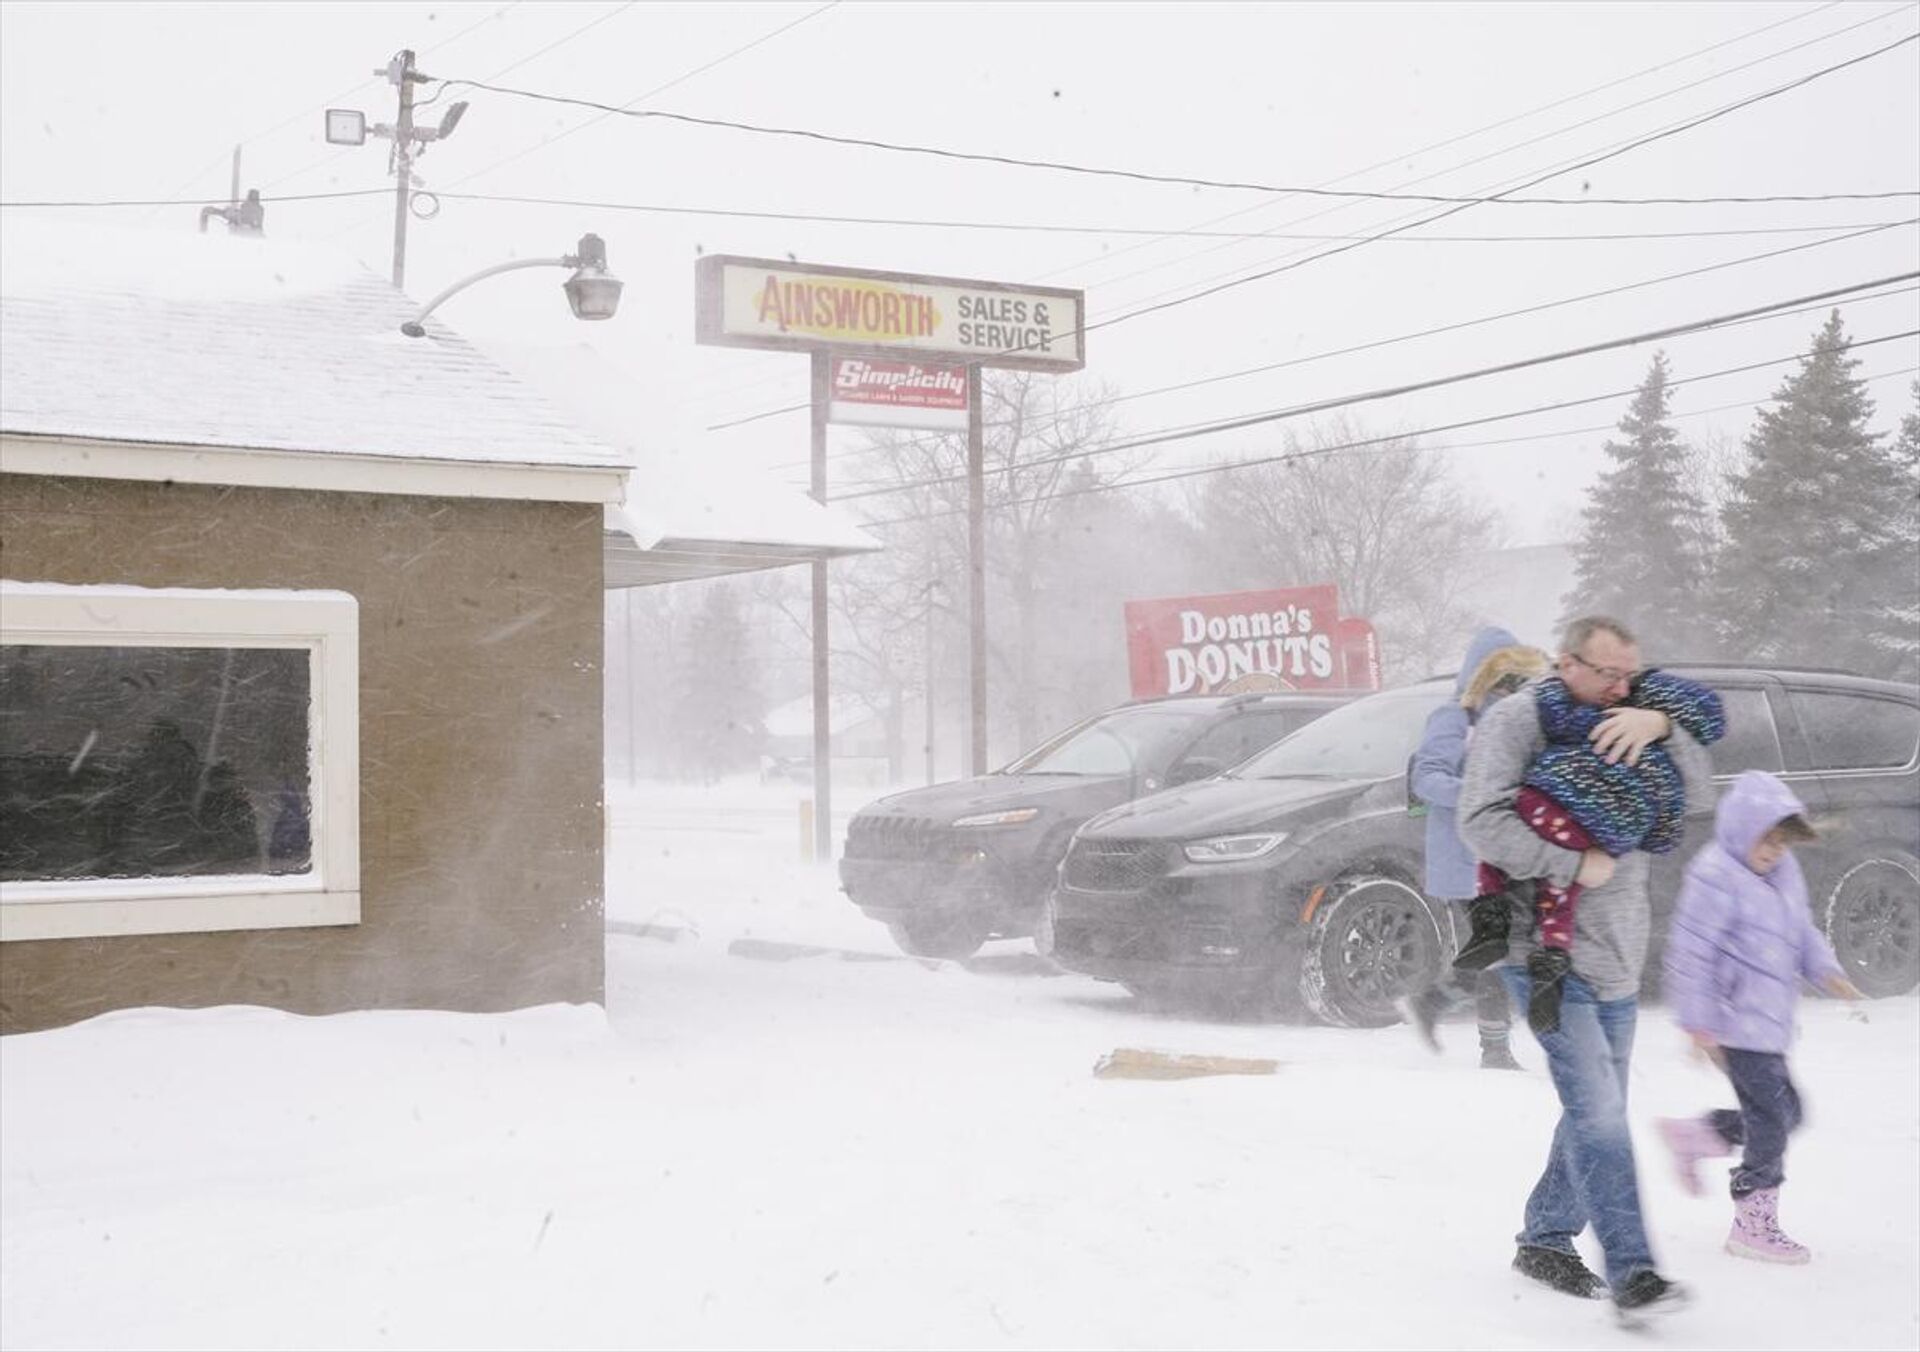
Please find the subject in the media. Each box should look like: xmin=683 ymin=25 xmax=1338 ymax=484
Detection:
xmin=1501 ymin=966 xmax=1656 ymax=1289
xmin=1707 ymin=1048 xmax=1804 ymax=1197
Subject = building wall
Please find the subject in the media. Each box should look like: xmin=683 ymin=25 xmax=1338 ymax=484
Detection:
xmin=0 ymin=474 xmax=604 ymax=1033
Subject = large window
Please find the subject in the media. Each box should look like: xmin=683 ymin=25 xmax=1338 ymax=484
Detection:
xmin=1793 ymin=690 xmax=1920 ymax=771
xmin=1706 ymin=685 xmax=1784 ymax=776
xmin=0 ymin=582 xmax=358 ymax=941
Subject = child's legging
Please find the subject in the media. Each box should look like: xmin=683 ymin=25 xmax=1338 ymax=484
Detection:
xmin=1475 ymin=786 xmax=1592 ymax=950
xmin=1707 ymin=1048 xmax=1805 ymax=1197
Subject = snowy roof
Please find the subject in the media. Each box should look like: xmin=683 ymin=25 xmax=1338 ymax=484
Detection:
xmin=0 ymin=221 xmax=631 ymax=474
xmin=479 ymin=341 xmax=880 ymax=587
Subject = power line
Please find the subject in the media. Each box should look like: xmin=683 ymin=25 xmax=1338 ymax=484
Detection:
xmin=426 ymin=193 xmax=1920 ymax=243
xmin=436 ymin=1 xmax=842 ymax=192
xmin=684 ymin=7 xmax=1916 ymax=429
xmin=0 ymin=189 xmax=392 ymax=209
xmin=853 ymin=332 xmax=1920 ymax=528
xmin=827 ymin=273 xmax=1920 ymax=502
xmin=10 ymin=185 xmax=1915 ymax=247
xmin=311 ymin=0 xmax=842 ymax=249
xmin=260 ymin=1 xmax=639 ymax=196
xmin=1064 ymin=2 xmax=1915 ymax=299
xmin=805 ymin=282 xmax=1920 ymax=487
xmin=723 ymin=217 xmax=1919 ymax=439
xmin=1072 ymin=34 xmax=1920 ymax=351
xmin=442 ymin=32 xmax=1919 ymax=208
xmin=145 ymin=2 xmax=525 ymax=209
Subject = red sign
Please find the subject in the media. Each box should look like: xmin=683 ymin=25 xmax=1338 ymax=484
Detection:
xmin=826 ymin=357 xmax=969 ymax=430
xmin=1124 ymin=585 xmax=1380 ymax=697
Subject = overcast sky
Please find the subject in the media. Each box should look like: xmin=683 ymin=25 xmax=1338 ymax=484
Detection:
xmin=3 ymin=1 xmax=1916 ymax=546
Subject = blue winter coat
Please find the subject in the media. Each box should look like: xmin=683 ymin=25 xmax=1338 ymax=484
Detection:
xmin=1411 ymin=626 xmax=1518 ymax=900
xmin=1663 ymin=771 xmax=1843 ymax=1054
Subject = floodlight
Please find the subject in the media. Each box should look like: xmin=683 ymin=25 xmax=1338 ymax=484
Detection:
xmin=436 ymin=101 xmax=468 ymax=141
xmin=325 ymin=109 xmax=367 ymax=146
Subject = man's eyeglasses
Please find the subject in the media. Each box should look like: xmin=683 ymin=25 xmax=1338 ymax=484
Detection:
xmin=1566 ymin=651 xmax=1643 ymax=686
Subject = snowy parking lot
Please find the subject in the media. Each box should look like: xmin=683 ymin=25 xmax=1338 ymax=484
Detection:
xmin=2 ymin=778 xmax=1916 ymax=1351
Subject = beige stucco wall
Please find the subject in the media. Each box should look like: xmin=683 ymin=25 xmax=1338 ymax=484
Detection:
xmin=0 ymin=473 xmax=605 ymax=1033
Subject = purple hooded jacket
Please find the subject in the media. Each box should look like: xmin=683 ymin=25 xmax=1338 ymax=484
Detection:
xmin=1663 ymin=771 xmax=1843 ymax=1053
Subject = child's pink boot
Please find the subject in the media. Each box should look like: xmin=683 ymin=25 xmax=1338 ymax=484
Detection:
xmin=1726 ymin=1187 xmax=1811 ymax=1265
xmin=1654 ymin=1116 xmax=1730 ymax=1197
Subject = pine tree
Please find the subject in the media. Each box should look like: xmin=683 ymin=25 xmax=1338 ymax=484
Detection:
xmin=670 ymin=582 xmax=765 ymax=783
xmin=1560 ymin=351 xmax=1713 ymax=659
xmin=1883 ymin=380 xmax=1920 ymax=681
xmin=1714 ymin=311 xmax=1912 ymax=679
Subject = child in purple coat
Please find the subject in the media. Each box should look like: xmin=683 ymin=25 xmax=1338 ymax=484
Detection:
xmin=1655 ymin=771 xmax=1863 ymax=1265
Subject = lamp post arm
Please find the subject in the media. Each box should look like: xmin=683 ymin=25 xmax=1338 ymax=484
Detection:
xmin=400 ymin=255 xmax=574 ymax=336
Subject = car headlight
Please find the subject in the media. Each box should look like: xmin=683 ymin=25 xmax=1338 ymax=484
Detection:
xmin=951 ymin=807 xmax=1041 ymax=828
xmin=1182 ymin=832 xmax=1288 ymax=863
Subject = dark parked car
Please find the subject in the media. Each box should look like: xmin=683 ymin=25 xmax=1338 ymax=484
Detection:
xmin=839 ymin=692 xmax=1352 ymax=958
xmin=1047 ymin=666 xmax=1920 ymax=1026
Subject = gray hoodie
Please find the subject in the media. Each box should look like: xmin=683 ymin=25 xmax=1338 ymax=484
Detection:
xmin=1457 ymin=679 xmax=1716 ymax=1000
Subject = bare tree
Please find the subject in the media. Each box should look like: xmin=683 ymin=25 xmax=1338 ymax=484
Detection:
xmin=834 ymin=371 xmax=1144 ymax=755
xmin=1183 ymin=416 xmax=1498 ymax=682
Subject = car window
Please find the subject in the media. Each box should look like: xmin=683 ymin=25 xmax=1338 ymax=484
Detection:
xmin=1003 ymin=706 xmax=1205 ymax=776
xmin=1236 ymin=688 xmax=1445 ymax=781
xmin=1707 ymin=685 xmax=1784 ymax=776
xmin=1172 ymin=709 xmax=1317 ymax=776
xmin=1793 ymin=691 xmax=1920 ymax=771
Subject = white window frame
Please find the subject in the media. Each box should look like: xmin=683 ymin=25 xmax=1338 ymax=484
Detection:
xmin=0 ymin=581 xmax=359 ymax=941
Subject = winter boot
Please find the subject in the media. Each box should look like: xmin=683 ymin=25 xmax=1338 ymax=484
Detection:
xmin=1526 ymin=948 xmax=1573 ymax=1035
xmin=1727 ymin=1188 xmax=1811 ymax=1265
xmin=1479 ymin=1040 xmax=1524 ymax=1071
xmin=1655 ymin=1116 xmax=1731 ymax=1198
xmin=1512 ymin=1244 xmax=1608 ymax=1299
xmin=1612 ymin=1269 xmax=1689 ymax=1328
xmin=1452 ymin=891 xmax=1514 ymax=971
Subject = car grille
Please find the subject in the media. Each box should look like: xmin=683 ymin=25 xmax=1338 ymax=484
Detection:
xmin=1063 ymin=837 xmax=1171 ymax=892
xmin=844 ymin=814 xmax=961 ymax=861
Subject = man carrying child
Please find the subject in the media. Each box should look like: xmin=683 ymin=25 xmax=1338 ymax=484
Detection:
xmin=1458 ymin=615 xmax=1717 ymax=1325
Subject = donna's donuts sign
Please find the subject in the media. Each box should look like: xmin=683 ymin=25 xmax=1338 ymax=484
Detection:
xmin=1124 ymin=584 xmax=1381 ymax=697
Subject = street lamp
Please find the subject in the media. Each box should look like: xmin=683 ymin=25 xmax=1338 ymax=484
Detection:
xmin=399 ymin=234 xmax=624 ymax=337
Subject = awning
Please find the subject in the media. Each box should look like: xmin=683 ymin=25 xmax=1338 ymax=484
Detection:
xmin=602 ymin=451 xmax=880 ymax=587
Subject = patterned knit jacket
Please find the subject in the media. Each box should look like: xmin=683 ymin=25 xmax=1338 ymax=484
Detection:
xmin=1524 ymin=671 xmax=1727 ymax=856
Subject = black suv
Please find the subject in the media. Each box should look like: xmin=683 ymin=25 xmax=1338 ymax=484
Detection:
xmin=839 ymin=692 xmax=1351 ymax=959
xmin=1047 ymin=666 xmax=1919 ymax=1025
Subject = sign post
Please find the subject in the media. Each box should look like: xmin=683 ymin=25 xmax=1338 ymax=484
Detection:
xmin=696 ymin=256 xmax=1084 ymax=856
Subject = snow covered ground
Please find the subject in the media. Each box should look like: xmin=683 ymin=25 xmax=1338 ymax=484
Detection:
xmin=2 ymin=777 xmax=1916 ymax=1351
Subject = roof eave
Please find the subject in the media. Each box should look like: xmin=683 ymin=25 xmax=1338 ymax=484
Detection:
xmin=0 ymin=431 xmax=629 ymax=504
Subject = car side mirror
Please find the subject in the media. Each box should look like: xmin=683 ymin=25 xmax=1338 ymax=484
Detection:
xmin=1168 ymin=756 xmax=1225 ymax=787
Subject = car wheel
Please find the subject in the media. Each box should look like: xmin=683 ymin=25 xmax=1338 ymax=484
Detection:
xmin=1300 ymin=876 xmax=1444 ymax=1028
xmin=1824 ymin=853 xmax=1920 ymax=998
xmin=887 ymin=914 xmax=990 ymax=961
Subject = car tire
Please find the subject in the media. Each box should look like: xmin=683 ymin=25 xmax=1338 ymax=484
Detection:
xmin=1299 ymin=876 xmax=1445 ymax=1028
xmin=1823 ymin=852 xmax=1920 ymax=998
xmin=886 ymin=914 xmax=991 ymax=961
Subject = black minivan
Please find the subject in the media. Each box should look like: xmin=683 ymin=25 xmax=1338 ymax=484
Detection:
xmin=1047 ymin=666 xmax=1919 ymax=1026
xmin=839 ymin=691 xmax=1350 ymax=959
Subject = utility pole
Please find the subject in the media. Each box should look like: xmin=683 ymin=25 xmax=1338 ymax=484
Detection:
xmin=384 ymin=49 xmax=421 ymax=290
xmin=967 ymin=364 xmax=988 ymax=776
xmin=328 ymin=52 xmax=468 ymax=289
xmin=809 ymin=352 xmax=833 ymax=862
xmin=923 ymin=570 xmax=942 ymax=786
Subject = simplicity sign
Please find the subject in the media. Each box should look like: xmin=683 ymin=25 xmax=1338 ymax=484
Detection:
xmin=695 ymin=256 xmax=1085 ymax=373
